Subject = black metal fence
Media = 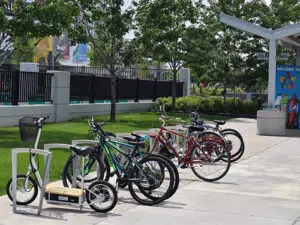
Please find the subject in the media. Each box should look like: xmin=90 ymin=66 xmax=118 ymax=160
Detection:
xmin=0 ymin=70 xmax=53 ymax=104
xmin=70 ymin=75 xmax=184 ymax=102
xmin=39 ymin=65 xmax=174 ymax=81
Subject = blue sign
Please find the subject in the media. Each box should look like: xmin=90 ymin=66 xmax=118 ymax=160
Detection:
xmin=72 ymin=44 xmax=88 ymax=62
xmin=275 ymin=65 xmax=300 ymax=129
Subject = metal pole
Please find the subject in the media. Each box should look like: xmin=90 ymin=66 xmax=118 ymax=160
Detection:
xmin=268 ymin=39 xmax=277 ymax=108
xmin=38 ymin=153 xmax=52 ymax=215
xmin=12 ymin=151 xmax=17 ymax=213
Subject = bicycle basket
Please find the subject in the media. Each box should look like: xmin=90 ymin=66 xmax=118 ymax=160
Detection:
xmin=19 ymin=116 xmax=39 ymax=142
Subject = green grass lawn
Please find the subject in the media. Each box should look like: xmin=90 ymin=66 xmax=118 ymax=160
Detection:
xmin=0 ymin=112 xmax=230 ymax=195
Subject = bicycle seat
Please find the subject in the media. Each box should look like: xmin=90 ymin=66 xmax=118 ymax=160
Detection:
xmin=70 ymin=146 xmax=92 ymax=157
xmin=191 ymin=120 xmax=204 ymax=126
xmin=213 ymin=120 xmax=226 ymax=125
xmin=123 ymin=135 xmax=138 ymax=142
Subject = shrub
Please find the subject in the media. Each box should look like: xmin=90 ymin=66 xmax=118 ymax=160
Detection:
xmin=153 ymin=97 xmax=172 ymax=111
xmin=209 ymin=96 xmax=224 ymax=112
xmin=154 ymin=96 xmax=259 ymax=114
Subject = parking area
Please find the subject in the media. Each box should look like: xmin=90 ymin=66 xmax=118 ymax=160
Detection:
xmin=1 ymin=118 xmax=300 ymax=225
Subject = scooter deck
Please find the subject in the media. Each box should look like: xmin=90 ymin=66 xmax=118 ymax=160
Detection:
xmin=46 ymin=184 xmax=84 ymax=197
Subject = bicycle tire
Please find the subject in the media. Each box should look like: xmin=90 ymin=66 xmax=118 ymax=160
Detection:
xmin=86 ymin=180 xmax=118 ymax=213
xmin=147 ymin=149 xmax=180 ymax=200
xmin=128 ymin=155 xmax=174 ymax=206
xmin=6 ymin=174 xmax=38 ymax=205
xmin=153 ymin=153 xmax=179 ymax=200
xmin=200 ymin=130 xmax=243 ymax=163
xmin=190 ymin=139 xmax=231 ymax=182
xmin=62 ymin=154 xmax=107 ymax=187
xmin=221 ymin=128 xmax=245 ymax=162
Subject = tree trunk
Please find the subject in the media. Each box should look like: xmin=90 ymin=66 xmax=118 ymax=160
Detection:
xmin=110 ymin=69 xmax=117 ymax=122
xmin=233 ymin=85 xmax=236 ymax=101
xmin=223 ymin=85 xmax=227 ymax=104
xmin=171 ymin=71 xmax=177 ymax=111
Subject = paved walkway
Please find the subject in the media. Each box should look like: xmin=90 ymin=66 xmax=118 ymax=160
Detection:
xmin=1 ymin=118 xmax=300 ymax=225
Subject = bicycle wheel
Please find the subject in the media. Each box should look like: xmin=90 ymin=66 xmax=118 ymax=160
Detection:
xmin=221 ymin=128 xmax=245 ymax=162
xmin=6 ymin=175 xmax=38 ymax=205
xmin=190 ymin=140 xmax=231 ymax=182
xmin=86 ymin=181 xmax=118 ymax=213
xmin=199 ymin=131 xmax=242 ymax=163
xmin=62 ymin=153 xmax=109 ymax=188
xmin=128 ymin=155 xmax=174 ymax=206
xmin=148 ymin=147 xmax=180 ymax=200
xmin=221 ymin=130 xmax=244 ymax=162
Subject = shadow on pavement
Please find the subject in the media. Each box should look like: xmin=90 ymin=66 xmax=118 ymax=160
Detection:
xmin=12 ymin=204 xmax=121 ymax=221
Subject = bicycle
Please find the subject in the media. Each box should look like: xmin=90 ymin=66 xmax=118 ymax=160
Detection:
xmin=188 ymin=112 xmax=245 ymax=162
xmin=62 ymin=118 xmax=176 ymax=206
xmin=63 ymin=121 xmax=180 ymax=199
xmin=6 ymin=116 xmax=117 ymax=213
xmin=149 ymin=115 xmax=231 ymax=182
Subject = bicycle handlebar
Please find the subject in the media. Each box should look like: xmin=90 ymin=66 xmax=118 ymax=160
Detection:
xmin=34 ymin=115 xmax=49 ymax=126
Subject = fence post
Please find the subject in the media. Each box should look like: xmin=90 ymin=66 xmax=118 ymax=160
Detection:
xmin=48 ymin=70 xmax=70 ymax=122
xmin=169 ymin=80 xmax=172 ymax=96
xmin=179 ymin=68 xmax=191 ymax=96
xmin=89 ymin=75 xmax=95 ymax=103
xmin=153 ymin=79 xmax=157 ymax=102
xmin=11 ymin=70 xmax=20 ymax=105
xmin=135 ymin=78 xmax=140 ymax=102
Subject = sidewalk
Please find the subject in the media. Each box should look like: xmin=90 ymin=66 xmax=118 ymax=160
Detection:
xmin=1 ymin=118 xmax=300 ymax=225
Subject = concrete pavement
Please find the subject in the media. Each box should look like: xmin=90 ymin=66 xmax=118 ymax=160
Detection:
xmin=1 ymin=118 xmax=300 ymax=225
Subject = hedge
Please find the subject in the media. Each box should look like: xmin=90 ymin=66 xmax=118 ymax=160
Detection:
xmin=154 ymin=96 xmax=260 ymax=114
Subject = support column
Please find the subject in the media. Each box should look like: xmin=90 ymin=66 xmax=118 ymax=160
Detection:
xmin=296 ymin=47 xmax=300 ymax=66
xmin=268 ymin=39 xmax=277 ymax=107
xmin=48 ymin=70 xmax=70 ymax=122
xmin=179 ymin=68 xmax=191 ymax=96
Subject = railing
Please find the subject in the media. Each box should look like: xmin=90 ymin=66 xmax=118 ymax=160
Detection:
xmin=0 ymin=70 xmax=53 ymax=104
xmin=70 ymin=75 xmax=184 ymax=102
xmin=39 ymin=65 xmax=174 ymax=81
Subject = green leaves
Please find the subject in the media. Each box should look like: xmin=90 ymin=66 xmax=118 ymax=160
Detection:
xmin=1 ymin=0 xmax=78 ymax=64
xmin=134 ymin=0 xmax=201 ymax=72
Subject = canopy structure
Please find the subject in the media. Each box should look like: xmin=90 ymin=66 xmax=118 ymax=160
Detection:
xmin=220 ymin=12 xmax=300 ymax=107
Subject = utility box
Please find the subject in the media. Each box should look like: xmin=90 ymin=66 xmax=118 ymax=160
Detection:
xmin=257 ymin=110 xmax=287 ymax=136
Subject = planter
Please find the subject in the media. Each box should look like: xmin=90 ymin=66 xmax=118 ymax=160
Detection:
xmin=257 ymin=109 xmax=287 ymax=136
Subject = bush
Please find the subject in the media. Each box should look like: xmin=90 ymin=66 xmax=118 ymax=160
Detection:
xmin=154 ymin=96 xmax=259 ymax=114
xmin=153 ymin=97 xmax=172 ymax=111
xmin=209 ymin=96 xmax=224 ymax=112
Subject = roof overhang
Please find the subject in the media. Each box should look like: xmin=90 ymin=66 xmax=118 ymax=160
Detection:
xmin=220 ymin=12 xmax=300 ymax=49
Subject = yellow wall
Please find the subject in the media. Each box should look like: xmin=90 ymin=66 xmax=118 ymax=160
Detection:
xmin=33 ymin=37 xmax=53 ymax=63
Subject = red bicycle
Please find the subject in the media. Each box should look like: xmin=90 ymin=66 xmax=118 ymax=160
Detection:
xmin=149 ymin=116 xmax=231 ymax=182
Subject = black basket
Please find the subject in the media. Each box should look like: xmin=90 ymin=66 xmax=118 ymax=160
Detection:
xmin=19 ymin=117 xmax=39 ymax=142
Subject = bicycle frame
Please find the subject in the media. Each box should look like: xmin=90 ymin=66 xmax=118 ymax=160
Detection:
xmin=92 ymin=128 xmax=160 ymax=187
xmin=151 ymin=126 xmax=199 ymax=166
xmin=25 ymin=126 xmax=44 ymax=188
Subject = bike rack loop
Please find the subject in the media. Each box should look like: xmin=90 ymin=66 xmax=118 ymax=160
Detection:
xmin=11 ymin=148 xmax=52 ymax=215
xmin=43 ymin=144 xmax=75 ymax=187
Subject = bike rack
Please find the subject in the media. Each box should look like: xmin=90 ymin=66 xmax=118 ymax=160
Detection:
xmin=11 ymin=148 xmax=52 ymax=215
xmin=43 ymin=144 xmax=75 ymax=187
xmin=71 ymin=140 xmax=101 ymax=183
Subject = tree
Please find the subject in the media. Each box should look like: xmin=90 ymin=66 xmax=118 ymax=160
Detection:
xmin=0 ymin=0 xmax=78 ymax=65
xmin=12 ymin=38 xmax=37 ymax=64
xmin=134 ymin=0 xmax=201 ymax=110
xmin=198 ymin=0 xmax=271 ymax=101
xmin=72 ymin=0 xmax=133 ymax=122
